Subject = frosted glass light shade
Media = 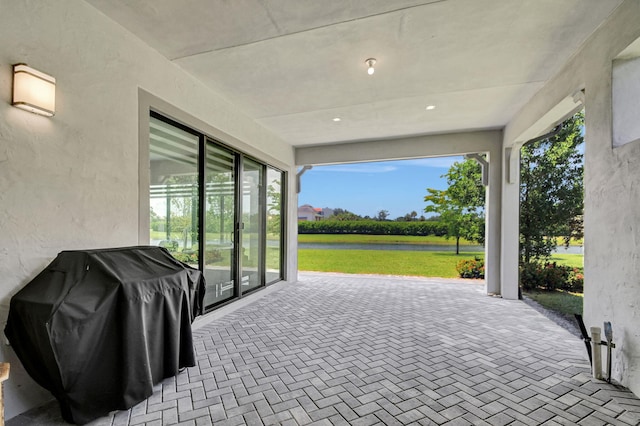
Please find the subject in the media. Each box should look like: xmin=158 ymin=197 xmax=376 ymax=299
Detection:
xmin=365 ymin=58 xmax=376 ymax=76
xmin=12 ymin=64 xmax=56 ymax=117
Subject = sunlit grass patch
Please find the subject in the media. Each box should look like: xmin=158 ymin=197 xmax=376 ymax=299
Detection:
xmin=525 ymin=290 xmax=583 ymax=316
xmin=298 ymin=249 xmax=484 ymax=278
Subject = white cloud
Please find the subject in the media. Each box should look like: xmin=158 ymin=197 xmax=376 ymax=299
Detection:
xmin=400 ymin=156 xmax=464 ymax=169
xmin=313 ymin=164 xmax=397 ymax=173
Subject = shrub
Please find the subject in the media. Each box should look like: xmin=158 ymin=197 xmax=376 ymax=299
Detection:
xmin=172 ymin=252 xmax=198 ymax=264
xmin=520 ymin=262 xmax=545 ymax=291
xmin=159 ymin=240 xmax=178 ymax=251
xmin=298 ymin=220 xmax=447 ymax=236
xmin=567 ymin=267 xmax=584 ymax=292
xmin=456 ymin=256 xmax=485 ymax=279
xmin=520 ymin=261 xmax=584 ymax=292
xmin=205 ymin=249 xmax=223 ymax=264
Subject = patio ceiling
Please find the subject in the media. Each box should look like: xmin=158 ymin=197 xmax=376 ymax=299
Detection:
xmin=85 ymin=0 xmax=622 ymax=146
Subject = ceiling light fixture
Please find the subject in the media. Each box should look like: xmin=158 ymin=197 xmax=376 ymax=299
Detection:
xmin=426 ymin=105 xmax=436 ymax=110
xmin=365 ymin=58 xmax=376 ymax=75
xmin=332 ymin=117 xmax=341 ymax=122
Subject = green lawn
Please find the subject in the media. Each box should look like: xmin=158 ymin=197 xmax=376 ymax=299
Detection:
xmin=298 ymin=234 xmax=478 ymax=245
xmin=298 ymin=249 xmax=483 ymax=278
xmin=525 ymin=290 xmax=583 ymax=316
xmin=549 ymin=253 xmax=583 ymax=268
xmin=298 ymin=234 xmax=583 ymax=277
xmin=299 ymin=248 xmax=583 ymax=279
xmin=551 ymin=237 xmax=584 ymax=247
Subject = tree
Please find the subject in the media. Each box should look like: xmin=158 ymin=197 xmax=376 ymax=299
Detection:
xmin=520 ymin=112 xmax=584 ymax=263
xmin=376 ymin=210 xmax=390 ymax=221
xmin=424 ymin=160 xmax=485 ymax=254
xmin=331 ymin=208 xmax=350 ymax=216
xmin=329 ymin=208 xmax=362 ymax=221
xmin=266 ymin=179 xmax=281 ymax=235
xmin=396 ymin=211 xmax=419 ymax=222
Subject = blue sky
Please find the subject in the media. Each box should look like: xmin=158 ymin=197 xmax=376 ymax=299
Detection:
xmin=298 ymin=156 xmax=464 ymax=219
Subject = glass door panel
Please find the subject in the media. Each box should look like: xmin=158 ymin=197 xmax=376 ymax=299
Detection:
xmin=241 ymin=158 xmax=264 ymax=294
xmin=203 ymin=143 xmax=236 ymax=307
xmin=149 ymin=112 xmax=287 ymax=315
xmin=266 ymin=167 xmax=283 ymax=283
xmin=149 ymin=116 xmax=200 ymax=265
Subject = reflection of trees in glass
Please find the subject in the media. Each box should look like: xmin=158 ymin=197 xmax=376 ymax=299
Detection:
xmin=206 ymin=171 xmax=235 ymax=242
xmin=150 ymin=207 xmax=165 ymax=232
xmin=265 ymin=168 xmax=283 ymax=282
xmin=266 ymin=178 xmax=281 ymax=235
xmin=163 ymin=174 xmax=198 ymax=251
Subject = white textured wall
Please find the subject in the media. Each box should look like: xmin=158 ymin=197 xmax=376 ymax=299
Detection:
xmin=612 ymin=56 xmax=640 ymax=147
xmin=503 ymin=0 xmax=640 ymax=397
xmin=0 ymin=0 xmax=294 ymax=418
xmin=585 ymin=50 xmax=640 ymax=396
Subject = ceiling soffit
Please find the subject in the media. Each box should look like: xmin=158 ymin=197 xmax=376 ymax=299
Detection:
xmin=85 ymin=0 xmax=623 ymax=146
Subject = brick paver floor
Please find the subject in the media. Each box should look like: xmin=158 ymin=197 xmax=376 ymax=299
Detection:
xmin=8 ymin=272 xmax=640 ymax=425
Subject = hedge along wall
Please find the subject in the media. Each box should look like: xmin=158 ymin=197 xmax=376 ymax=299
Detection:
xmin=298 ymin=220 xmax=447 ymax=236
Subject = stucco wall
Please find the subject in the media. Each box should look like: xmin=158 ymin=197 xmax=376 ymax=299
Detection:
xmin=0 ymin=0 xmax=294 ymax=418
xmin=612 ymin=56 xmax=640 ymax=147
xmin=584 ymin=52 xmax=640 ymax=396
xmin=503 ymin=0 xmax=640 ymax=396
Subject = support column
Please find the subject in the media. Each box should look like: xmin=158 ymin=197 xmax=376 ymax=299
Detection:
xmin=467 ymin=152 xmax=501 ymax=295
xmin=500 ymin=146 xmax=521 ymax=299
xmin=485 ymin=151 xmax=502 ymax=295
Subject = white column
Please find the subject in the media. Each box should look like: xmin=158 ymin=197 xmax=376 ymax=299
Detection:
xmin=485 ymin=151 xmax=502 ymax=295
xmin=500 ymin=146 xmax=521 ymax=299
xmin=288 ymin=166 xmax=299 ymax=282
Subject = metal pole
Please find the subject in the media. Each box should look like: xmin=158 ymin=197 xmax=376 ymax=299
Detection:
xmin=591 ymin=327 xmax=603 ymax=380
xmin=604 ymin=321 xmax=613 ymax=383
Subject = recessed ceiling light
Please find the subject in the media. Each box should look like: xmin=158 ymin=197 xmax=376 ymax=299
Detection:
xmin=333 ymin=117 xmax=341 ymax=122
xmin=426 ymin=105 xmax=436 ymax=110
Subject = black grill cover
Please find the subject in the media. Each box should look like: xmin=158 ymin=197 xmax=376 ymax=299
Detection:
xmin=4 ymin=246 xmax=205 ymax=424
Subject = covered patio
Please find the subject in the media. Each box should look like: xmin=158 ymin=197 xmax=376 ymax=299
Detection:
xmin=9 ymin=273 xmax=640 ymax=425
xmin=3 ymin=0 xmax=640 ymax=421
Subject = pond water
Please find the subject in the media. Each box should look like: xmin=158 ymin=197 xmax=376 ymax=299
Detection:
xmin=298 ymin=242 xmax=584 ymax=254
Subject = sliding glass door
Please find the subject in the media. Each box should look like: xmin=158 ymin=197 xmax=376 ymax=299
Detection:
xmin=149 ymin=115 xmax=200 ymax=262
xmin=266 ymin=167 xmax=283 ymax=284
xmin=203 ymin=143 xmax=237 ymax=306
xmin=149 ymin=112 xmax=285 ymax=313
xmin=241 ymin=158 xmax=264 ymax=294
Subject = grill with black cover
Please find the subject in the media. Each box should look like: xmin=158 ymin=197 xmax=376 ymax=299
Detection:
xmin=4 ymin=246 xmax=205 ymax=424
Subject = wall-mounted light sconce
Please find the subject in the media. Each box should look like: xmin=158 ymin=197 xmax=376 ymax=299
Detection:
xmin=365 ymin=58 xmax=376 ymax=75
xmin=12 ymin=64 xmax=56 ymax=117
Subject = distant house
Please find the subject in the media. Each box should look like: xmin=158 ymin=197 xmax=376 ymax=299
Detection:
xmin=297 ymin=204 xmax=334 ymax=221
xmin=318 ymin=207 xmax=334 ymax=219
xmin=297 ymin=204 xmax=317 ymax=221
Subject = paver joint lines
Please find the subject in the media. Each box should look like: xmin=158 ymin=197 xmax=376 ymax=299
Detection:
xmin=7 ymin=272 xmax=640 ymax=426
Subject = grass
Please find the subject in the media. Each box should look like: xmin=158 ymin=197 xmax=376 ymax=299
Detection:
xmin=552 ymin=237 xmax=584 ymax=247
xmin=298 ymin=234 xmax=583 ymax=275
xmin=525 ymin=289 xmax=583 ymax=316
xmin=525 ymin=249 xmax=584 ymax=317
xmin=298 ymin=249 xmax=483 ymax=278
xmin=549 ymin=253 xmax=583 ymax=268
